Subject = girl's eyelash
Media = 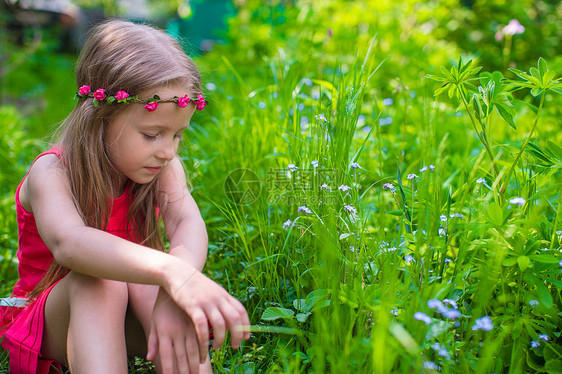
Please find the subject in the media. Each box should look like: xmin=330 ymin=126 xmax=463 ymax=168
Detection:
xmin=143 ymin=133 xmax=157 ymax=140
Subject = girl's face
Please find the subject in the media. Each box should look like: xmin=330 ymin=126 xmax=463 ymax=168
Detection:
xmin=105 ymin=84 xmax=196 ymax=192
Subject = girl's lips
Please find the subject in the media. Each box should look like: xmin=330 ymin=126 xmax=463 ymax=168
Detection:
xmin=145 ymin=167 xmax=161 ymax=174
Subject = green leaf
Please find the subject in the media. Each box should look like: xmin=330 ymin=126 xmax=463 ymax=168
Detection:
xmin=538 ymin=57 xmax=548 ymax=76
xmin=488 ymin=202 xmax=503 ymax=227
xmin=496 ymin=104 xmax=516 ymax=129
xmin=296 ymin=312 xmax=311 ymax=323
xmin=433 ymin=83 xmax=450 ymax=97
xmin=107 ymin=96 xmax=116 ymax=104
xmin=517 ymin=256 xmax=530 ymax=272
xmin=389 ymin=323 xmax=419 ymax=354
xmin=531 ymin=88 xmax=543 ymax=97
xmin=536 ymin=281 xmax=553 ymax=309
xmin=425 ymin=320 xmax=450 ymax=340
xmin=339 ymin=233 xmax=352 ymax=240
xmin=529 ymin=255 xmax=562 ymax=264
xmin=544 ymin=359 xmax=562 ymax=374
xmin=530 ymin=67 xmax=541 ymax=81
xmin=503 ymin=257 xmax=518 ymax=267
xmin=93 ymin=99 xmax=99 ymax=108
xmin=261 ymin=307 xmax=295 ymax=321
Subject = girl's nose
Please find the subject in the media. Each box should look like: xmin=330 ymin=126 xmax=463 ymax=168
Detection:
xmin=156 ymin=140 xmax=176 ymax=161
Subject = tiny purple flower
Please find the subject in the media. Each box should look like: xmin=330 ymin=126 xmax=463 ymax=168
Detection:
xmin=338 ymin=184 xmax=352 ymax=191
xmin=476 ymin=178 xmax=487 ymax=185
xmin=472 ymin=316 xmax=493 ymax=331
xmin=428 ymin=165 xmax=435 ymax=172
xmin=282 ymin=219 xmax=292 ymax=230
xmin=438 ymin=347 xmax=451 ymax=360
xmin=320 ymin=184 xmax=331 ymax=191
xmin=379 ymin=116 xmax=393 ymax=126
xmin=539 ymin=334 xmax=549 ymax=342
xmin=423 ymin=361 xmax=439 ymax=370
xmin=440 ymin=215 xmax=447 ymax=222
xmin=443 ymin=299 xmax=458 ymax=309
xmin=407 ymin=173 xmax=418 ymax=180
xmin=297 ymin=206 xmax=312 ymax=214
xmin=390 ymin=309 xmax=399 ymax=316
xmin=382 ymin=183 xmax=396 ymax=193
xmin=414 ymin=312 xmax=431 ymax=325
xmin=419 ymin=166 xmax=428 ymax=173
xmin=344 ymin=205 xmax=357 ymax=214
xmin=404 ymin=255 xmax=415 ymax=263
xmin=531 ymin=340 xmax=540 ymax=348
xmin=311 ymin=160 xmax=319 ymax=168
xmin=442 ymin=309 xmax=461 ymax=320
xmin=315 ymin=113 xmax=328 ymax=122
xmin=529 ymin=300 xmax=539 ymax=307
xmin=382 ymin=98 xmax=394 ymax=106
xmin=444 ymin=258 xmax=452 ymax=263
xmin=427 ymin=299 xmax=443 ymax=310
xmin=350 ymin=162 xmax=361 ymax=169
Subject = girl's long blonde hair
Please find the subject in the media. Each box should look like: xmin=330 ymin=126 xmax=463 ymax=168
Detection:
xmin=28 ymin=19 xmax=202 ymax=299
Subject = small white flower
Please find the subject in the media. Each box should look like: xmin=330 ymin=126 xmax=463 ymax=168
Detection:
xmin=450 ymin=213 xmax=464 ymax=219
xmin=350 ymin=162 xmax=361 ymax=169
xmin=404 ymin=255 xmax=415 ymax=263
xmin=443 ymin=299 xmax=458 ymax=309
xmin=338 ymin=184 xmax=352 ymax=191
xmin=407 ymin=173 xmax=418 ymax=180
xmin=419 ymin=166 xmax=428 ymax=173
xmin=315 ymin=113 xmax=328 ymax=122
xmin=503 ymin=19 xmax=525 ymax=35
xmin=428 ymin=165 xmax=435 ymax=172
xmin=344 ymin=205 xmax=357 ymax=214
xmin=509 ymin=197 xmax=525 ymax=206
xmin=440 ymin=215 xmax=448 ymax=222
xmin=282 ymin=219 xmax=292 ymax=230
xmin=311 ymin=160 xmax=319 ymax=168
xmin=529 ymin=300 xmax=539 ymax=307
xmin=439 ymin=228 xmax=446 ymax=236
xmin=287 ymin=164 xmax=299 ymax=172
xmin=390 ymin=309 xmax=399 ymax=316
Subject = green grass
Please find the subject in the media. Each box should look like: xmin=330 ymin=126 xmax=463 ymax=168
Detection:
xmin=2 ymin=1 xmax=562 ymax=372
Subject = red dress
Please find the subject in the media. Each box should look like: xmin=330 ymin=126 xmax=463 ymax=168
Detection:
xmin=0 ymin=148 xmax=138 ymax=373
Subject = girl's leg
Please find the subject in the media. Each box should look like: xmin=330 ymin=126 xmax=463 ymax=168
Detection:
xmin=42 ymin=271 xmax=130 ymax=374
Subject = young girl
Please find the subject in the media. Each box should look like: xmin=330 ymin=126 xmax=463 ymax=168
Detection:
xmin=0 ymin=19 xmax=250 ymax=374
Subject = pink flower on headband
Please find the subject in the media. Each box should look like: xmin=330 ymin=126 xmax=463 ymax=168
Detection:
xmin=195 ymin=95 xmax=207 ymax=111
xmin=145 ymin=102 xmax=159 ymax=112
xmin=177 ymin=95 xmax=190 ymax=108
xmin=93 ymin=88 xmax=106 ymax=101
xmin=115 ymin=90 xmax=129 ymax=101
xmin=78 ymin=85 xmax=91 ymax=95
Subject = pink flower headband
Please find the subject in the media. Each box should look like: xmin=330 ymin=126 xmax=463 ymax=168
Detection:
xmin=76 ymin=85 xmax=207 ymax=112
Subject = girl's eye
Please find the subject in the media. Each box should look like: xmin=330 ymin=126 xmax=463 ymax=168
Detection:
xmin=143 ymin=133 xmax=157 ymax=140
xmin=174 ymin=133 xmax=183 ymax=140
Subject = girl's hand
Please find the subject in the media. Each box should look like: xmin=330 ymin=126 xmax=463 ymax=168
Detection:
xmin=147 ymin=292 xmax=201 ymax=374
xmin=165 ymin=262 xmax=251 ymax=363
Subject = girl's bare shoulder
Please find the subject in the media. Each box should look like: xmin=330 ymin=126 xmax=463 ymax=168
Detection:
xmin=20 ymin=154 xmax=67 ymax=213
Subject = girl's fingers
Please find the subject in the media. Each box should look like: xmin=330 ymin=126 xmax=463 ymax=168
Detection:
xmin=231 ymin=297 xmax=251 ymax=340
xmin=188 ymin=308 xmax=209 ymax=363
xmin=158 ymin=338 xmax=174 ymax=374
xmin=206 ymin=306 xmax=226 ymax=350
xmin=146 ymin=327 xmax=159 ymax=361
xmin=173 ymin=338 xmax=191 ymax=374
xmin=186 ymin=334 xmax=201 ymax=374
xmin=220 ymin=298 xmax=247 ymax=349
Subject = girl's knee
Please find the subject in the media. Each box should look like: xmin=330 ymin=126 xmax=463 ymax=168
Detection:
xmin=67 ymin=272 xmax=128 ymax=305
